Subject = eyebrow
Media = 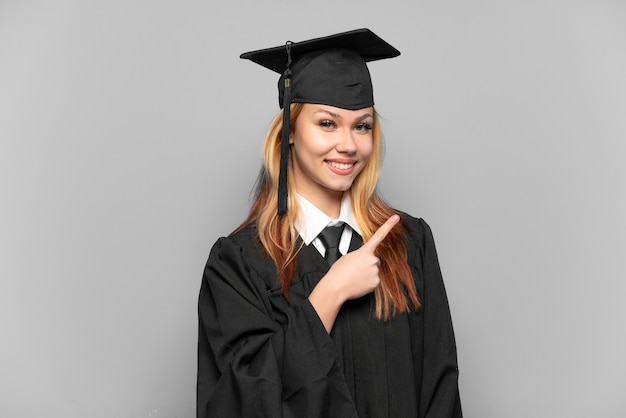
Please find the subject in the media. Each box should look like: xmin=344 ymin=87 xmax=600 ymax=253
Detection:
xmin=314 ymin=109 xmax=374 ymax=121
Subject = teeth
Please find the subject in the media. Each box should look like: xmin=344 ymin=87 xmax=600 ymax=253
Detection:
xmin=328 ymin=161 xmax=354 ymax=170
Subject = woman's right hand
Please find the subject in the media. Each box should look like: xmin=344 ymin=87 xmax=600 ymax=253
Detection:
xmin=308 ymin=214 xmax=399 ymax=332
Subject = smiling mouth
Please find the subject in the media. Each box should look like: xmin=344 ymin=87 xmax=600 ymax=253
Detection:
xmin=327 ymin=161 xmax=355 ymax=170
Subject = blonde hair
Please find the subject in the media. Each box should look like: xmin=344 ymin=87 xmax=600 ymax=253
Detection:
xmin=237 ymin=103 xmax=420 ymax=320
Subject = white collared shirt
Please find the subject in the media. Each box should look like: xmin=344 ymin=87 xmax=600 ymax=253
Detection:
xmin=295 ymin=194 xmax=361 ymax=257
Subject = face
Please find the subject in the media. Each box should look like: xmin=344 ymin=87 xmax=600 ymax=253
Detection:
xmin=289 ymin=103 xmax=374 ymax=207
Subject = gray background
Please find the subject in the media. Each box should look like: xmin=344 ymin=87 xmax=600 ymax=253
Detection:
xmin=1 ymin=0 xmax=625 ymax=417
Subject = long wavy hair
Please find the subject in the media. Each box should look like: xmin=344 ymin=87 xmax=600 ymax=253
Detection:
xmin=237 ymin=103 xmax=420 ymax=320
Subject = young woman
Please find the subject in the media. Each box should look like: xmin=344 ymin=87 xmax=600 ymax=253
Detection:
xmin=197 ymin=28 xmax=462 ymax=417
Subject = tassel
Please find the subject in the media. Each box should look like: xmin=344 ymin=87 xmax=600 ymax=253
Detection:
xmin=278 ymin=42 xmax=293 ymax=216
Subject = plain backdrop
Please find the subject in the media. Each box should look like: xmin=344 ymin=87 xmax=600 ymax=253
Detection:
xmin=1 ymin=0 xmax=625 ymax=417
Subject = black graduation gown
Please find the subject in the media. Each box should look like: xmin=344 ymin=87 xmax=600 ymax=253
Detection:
xmin=197 ymin=215 xmax=462 ymax=417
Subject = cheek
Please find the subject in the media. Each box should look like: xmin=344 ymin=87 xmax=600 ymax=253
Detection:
xmin=354 ymin=141 xmax=374 ymax=175
xmin=293 ymin=134 xmax=331 ymax=159
xmin=359 ymin=138 xmax=374 ymax=159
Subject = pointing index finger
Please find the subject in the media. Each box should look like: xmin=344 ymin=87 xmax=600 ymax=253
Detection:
xmin=365 ymin=214 xmax=400 ymax=251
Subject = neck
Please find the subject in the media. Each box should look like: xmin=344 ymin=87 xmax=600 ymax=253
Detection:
xmin=300 ymin=189 xmax=343 ymax=219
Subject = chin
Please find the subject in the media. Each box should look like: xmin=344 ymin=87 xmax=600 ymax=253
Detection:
xmin=332 ymin=182 xmax=355 ymax=192
xmin=321 ymin=177 xmax=357 ymax=193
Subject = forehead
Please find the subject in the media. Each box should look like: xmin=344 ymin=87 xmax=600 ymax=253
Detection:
xmin=301 ymin=104 xmax=375 ymax=118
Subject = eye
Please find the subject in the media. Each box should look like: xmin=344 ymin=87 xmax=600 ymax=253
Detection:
xmin=319 ymin=120 xmax=336 ymax=129
xmin=354 ymin=123 xmax=373 ymax=132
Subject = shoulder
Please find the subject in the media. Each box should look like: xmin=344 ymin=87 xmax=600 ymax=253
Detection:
xmin=227 ymin=222 xmax=259 ymax=247
xmin=208 ymin=223 xmax=261 ymax=261
xmin=205 ymin=223 xmax=275 ymax=281
xmin=394 ymin=211 xmax=442 ymax=266
xmin=396 ymin=211 xmax=435 ymax=244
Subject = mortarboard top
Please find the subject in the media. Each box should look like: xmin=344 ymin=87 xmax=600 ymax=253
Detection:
xmin=240 ymin=28 xmax=400 ymax=74
xmin=240 ymin=28 xmax=401 ymax=110
xmin=239 ymin=28 xmax=400 ymax=215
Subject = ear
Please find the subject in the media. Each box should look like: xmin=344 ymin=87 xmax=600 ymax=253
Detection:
xmin=289 ymin=133 xmax=294 ymax=144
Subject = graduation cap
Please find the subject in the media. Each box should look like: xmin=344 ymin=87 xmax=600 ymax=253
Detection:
xmin=240 ymin=28 xmax=400 ymax=215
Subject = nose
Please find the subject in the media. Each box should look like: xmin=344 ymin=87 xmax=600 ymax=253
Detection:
xmin=335 ymin=129 xmax=357 ymax=154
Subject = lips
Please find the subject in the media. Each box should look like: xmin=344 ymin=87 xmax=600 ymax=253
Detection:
xmin=325 ymin=159 xmax=357 ymax=175
xmin=327 ymin=161 xmax=355 ymax=170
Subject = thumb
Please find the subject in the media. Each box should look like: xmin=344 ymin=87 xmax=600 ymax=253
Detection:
xmin=363 ymin=214 xmax=400 ymax=251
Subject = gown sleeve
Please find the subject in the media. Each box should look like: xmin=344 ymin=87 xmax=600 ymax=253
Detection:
xmin=196 ymin=232 xmax=358 ymax=418
xmin=413 ymin=218 xmax=463 ymax=417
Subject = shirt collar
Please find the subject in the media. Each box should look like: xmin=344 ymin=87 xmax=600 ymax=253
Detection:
xmin=295 ymin=193 xmax=361 ymax=245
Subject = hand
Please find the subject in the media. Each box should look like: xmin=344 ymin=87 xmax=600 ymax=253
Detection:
xmin=324 ymin=214 xmax=400 ymax=302
xmin=309 ymin=214 xmax=400 ymax=332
